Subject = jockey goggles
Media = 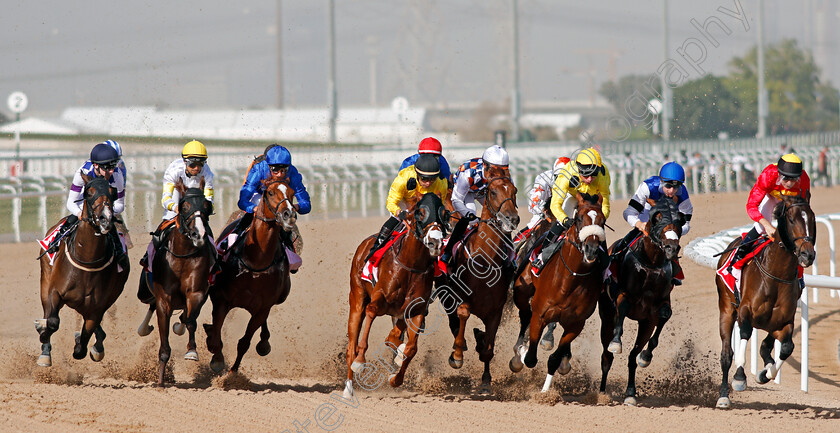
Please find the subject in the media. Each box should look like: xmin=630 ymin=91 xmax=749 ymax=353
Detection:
xmin=184 ymin=156 xmax=206 ymax=168
xmin=663 ymin=180 xmax=682 ymax=189
xmin=96 ymin=161 xmax=118 ymax=171
xmin=781 ymin=174 xmax=800 ymax=182
xmin=269 ymin=164 xmax=289 ymax=173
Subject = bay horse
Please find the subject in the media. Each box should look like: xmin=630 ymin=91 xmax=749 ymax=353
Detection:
xmin=136 ymin=178 xmax=215 ymax=385
xmin=36 ymin=174 xmax=129 ymax=367
xmin=598 ymin=196 xmax=683 ymax=405
xmin=510 ymin=192 xmax=607 ymax=392
xmin=204 ymin=178 xmax=296 ymax=373
xmin=715 ymin=194 xmax=816 ymax=409
xmin=439 ymin=166 xmax=519 ymax=394
xmin=345 ymin=192 xmax=448 ymax=399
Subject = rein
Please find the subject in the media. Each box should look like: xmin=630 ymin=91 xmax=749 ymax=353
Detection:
xmin=234 ymin=180 xmax=292 ymax=274
xmin=65 ymin=179 xmax=116 ymax=272
xmin=389 ymin=222 xmax=434 ymax=274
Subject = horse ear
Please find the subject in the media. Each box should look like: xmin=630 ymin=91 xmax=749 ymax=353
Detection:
xmin=596 ymin=193 xmax=603 ymax=206
xmin=803 ymin=189 xmax=811 ymax=204
xmin=80 ymin=171 xmax=92 ymax=185
xmin=200 ymin=176 xmax=206 ymax=190
xmin=175 ymin=178 xmax=185 ymax=195
xmin=576 ymin=192 xmax=584 ymax=205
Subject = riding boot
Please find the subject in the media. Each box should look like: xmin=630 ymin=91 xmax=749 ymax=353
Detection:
xmin=440 ymin=214 xmax=473 ymax=264
xmin=219 ymin=212 xmax=253 ymax=252
xmin=365 ymin=215 xmax=401 ymax=262
xmin=611 ymin=228 xmax=641 ymax=259
xmin=670 ymin=260 xmax=683 ymax=286
xmin=110 ymin=229 xmax=129 ymax=270
xmin=47 ymin=215 xmax=79 ymax=253
xmin=727 ymin=227 xmax=760 ymax=273
xmin=531 ymin=220 xmax=566 ymax=272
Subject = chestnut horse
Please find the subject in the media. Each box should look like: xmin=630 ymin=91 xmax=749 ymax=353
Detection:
xmin=344 ymin=192 xmax=448 ymax=399
xmin=36 ymin=175 xmax=129 ymax=367
xmin=510 ymin=192 xmax=607 ymax=392
xmin=715 ymin=194 xmax=815 ymax=409
xmin=136 ymin=178 xmax=216 ymax=385
xmin=440 ymin=166 xmax=519 ymax=394
xmin=598 ymin=196 xmax=683 ymax=405
xmin=204 ymin=178 xmax=296 ymax=373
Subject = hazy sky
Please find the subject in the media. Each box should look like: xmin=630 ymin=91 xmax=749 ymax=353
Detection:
xmin=0 ymin=0 xmax=835 ymax=117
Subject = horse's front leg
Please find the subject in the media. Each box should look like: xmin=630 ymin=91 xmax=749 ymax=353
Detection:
xmin=388 ymin=313 xmax=424 ymax=388
xmin=230 ymin=308 xmax=271 ymax=372
xmin=204 ymin=294 xmax=230 ymax=373
xmin=608 ymin=291 xmax=630 ymax=354
xmin=757 ymin=323 xmax=795 ymax=384
xmin=256 ymin=323 xmax=271 ymax=356
xmin=352 ymin=293 xmax=383 ymax=372
xmin=183 ymin=289 xmax=207 ymax=361
xmin=624 ymin=319 xmax=656 ymax=406
xmin=155 ymin=298 xmax=173 ymax=386
xmin=509 ymin=280 xmax=532 ymax=373
xmin=716 ymin=297 xmax=737 ymax=409
xmin=36 ymin=290 xmax=63 ymax=367
xmin=385 ymin=319 xmax=407 ymax=367
xmin=449 ymin=303 xmax=470 ymax=369
xmin=345 ymin=287 xmax=368 ymax=398
xmin=542 ymin=322 xmax=583 ymax=392
xmin=90 ymin=325 xmax=106 ymax=362
xmin=639 ymin=301 xmax=672 ymax=368
xmin=598 ymin=291 xmax=617 ymax=394
xmin=73 ymin=314 xmax=102 ymax=361
xmin=475 ymin=311 xmax=502 ymax=394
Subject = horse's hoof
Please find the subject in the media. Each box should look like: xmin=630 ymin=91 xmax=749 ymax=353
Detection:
xmin=350 ymin=360 xmax=365 ymax=374
xmin=509 ymin=355 xmax=524 ymax=373
xmin=89 ymin=346 xmax=104 ymax=362
xmin=539 ymin=337 xmax=554 ymax=351
xmin=37 ymin=355 xmax=52 ymax=367
xmin=388 ymin=373 xmax=403 ymax=387
xmin=477 ymin=383 xmax=492 ymax=395
xmin=524 ymin=353 xmax=537 ymax=369
xmin=184 ymin=350 xmax=199 ymax=361
xmin=558 ymin=357 xmax=572 ymax=375
xmin=756 ymin=370 xmax=770 ymax=385
xmin=172 ymin=322 xmax=186 ymax=336
xmin=256 ymin=340 xmax=271 ymax=356
xmin=394 ymin=343 xmax=406 ymax=367
xmin=209 ymin=359 xmax=225 ymax=373
xmin=343 ymin=380 xmax=354 ymax=399
xmin=137 ymin=325 xmax=154 ymax=337
xmin=624 ymin=396 xmax=638 ymax=406
xmin=732 ymin=379 xmax=746 ymax=392
xmin=715 ymin=397 xmax=731 ymax=409
xmin=637 ymin=352 xmax=651 ymax=368
xmin=608 ymin=341 xmax=622 ymax=354
xmin=448 ymin=353 xmax=464 ymax=369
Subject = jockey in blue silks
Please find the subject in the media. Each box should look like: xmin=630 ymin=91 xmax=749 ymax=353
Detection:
xmin=222 ymin=145 xmax=311 ymax=254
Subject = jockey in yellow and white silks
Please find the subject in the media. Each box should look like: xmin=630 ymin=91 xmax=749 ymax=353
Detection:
xmin=161 ymin=140 xmax=215 ymax=221
xmin=531 ymin=147 xmax=611 ymax=271
xmin=366 ymin=153 xmax=448 ymax=260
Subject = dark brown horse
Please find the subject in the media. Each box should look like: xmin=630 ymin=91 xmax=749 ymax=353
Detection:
xmin=136 ymin=178 xmax=215 ymax=385
xmin=715 ymin=194 xmax=815 ymax=409
xmin=598 ymin=196 xmax=683 ymax=405
xmin=204 ymin=178 xmax=296 ymax=373
xmin=344 ymin=192 xmax=448 ymax=399
xmin=36 ymin=174 xmax=129 ymax=367
xmin=510 ymin=192 xmax=606 ymax=392
xmin=439 ymin=166 xmax=519 ymax=394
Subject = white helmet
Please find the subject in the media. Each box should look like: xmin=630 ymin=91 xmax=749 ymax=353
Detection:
xmin=482 ymin=145 xmax=509 ymax=166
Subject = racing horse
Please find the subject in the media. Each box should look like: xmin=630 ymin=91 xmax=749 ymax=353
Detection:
xmin=510 ymin=192 xmax=607 ymax=392
xmin=598 ymin=196 xmax=684 ymax=405
xmin=204 ymin=178 xmax=296 ymax=373
xmin=440 ymin=165 xmax=519 ymax=394
xmin=344 ymin=192 xmax=448 ymax=398
xmin=715 ymin=194 xmax=816 ymax=409
xmin=136 ymin=178 xmax=215 ymax=385
xmin=36 ymin=174 xmax=129 ymax=367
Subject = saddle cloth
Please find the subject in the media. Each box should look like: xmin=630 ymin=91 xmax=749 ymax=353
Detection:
xmin=529 ymin=232 xmax=567 ymax=277
xmin=434 ymin=225 xmax=479 ymax=276
xmin=361 ymin=228 xmax=408 ymax=285
xmin=39 ymin=219 xmax=126 ymax=269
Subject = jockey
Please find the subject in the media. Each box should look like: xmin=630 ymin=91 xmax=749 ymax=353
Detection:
xmin=515 ymin=156 xmax=570 ymax=243
xmin=225 ymin=144 xmax=311 ymax=251
xmin=440 ymin=144 xmax=510 ymax=264
xmin=531 ymin=147 xmax=611 ymax=272
xmin=47 ymin=142 xmax=128 ymax=267
xmin=398 ymin=137 xmax=452 ymax=183
xmin=728 ymin=153 xmax=811 ymax=271
xmin=147 ymin=140 xmax=215 ymax=251
xmin=613 ymin=161 xmax=693 ymax=285
xmin=104 ymin=140 xmax=133 ymax=249
xmin=366 ymin=153 xmax=448 ymax=261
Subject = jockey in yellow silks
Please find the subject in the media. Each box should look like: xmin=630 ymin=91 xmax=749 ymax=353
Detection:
xmin=531 ymin=147 xmax=611 ymax=271
xmin=365 ymin=153 xmax=448 ymax=260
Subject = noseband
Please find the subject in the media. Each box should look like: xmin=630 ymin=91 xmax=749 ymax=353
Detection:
xmin=256 ymin=180 xmax=296 ymax=223
xmin=481 ymin=176 xmax=517 ymax=227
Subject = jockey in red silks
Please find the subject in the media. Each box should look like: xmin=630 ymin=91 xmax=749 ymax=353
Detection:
xmin=728 ymin=153 xmax=811 ymax=271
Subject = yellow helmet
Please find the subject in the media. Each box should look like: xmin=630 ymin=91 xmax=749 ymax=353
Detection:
xmin=777 ymin=153 xmax=803 ymax=178
xmin=575 ymin=147 xmax=602 ymax=176
xmin=182 ymin=140 xmax=208 ymax=159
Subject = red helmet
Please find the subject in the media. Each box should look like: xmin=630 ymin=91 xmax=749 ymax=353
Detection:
xmin=418 ymin=137 xmax=442 ymax=155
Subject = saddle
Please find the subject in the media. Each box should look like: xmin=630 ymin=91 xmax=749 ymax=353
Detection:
xmin=361 ymin=227 xmax=409 ymax=285
xmin=716 ymin=234 xmax=776 ymax=295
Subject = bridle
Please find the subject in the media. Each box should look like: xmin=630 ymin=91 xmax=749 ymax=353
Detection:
xmin=165 ymin=189 xmax=212 ymax=259
xmin=479 ymin=176 xmax=517 ymax=228
xmin=777 ymin=200 xmax=815 ymax=256
xmin=67 ymin=178 xmax=116 ymax=271
xmin=255 ymin=179 xmax=296 ymax=224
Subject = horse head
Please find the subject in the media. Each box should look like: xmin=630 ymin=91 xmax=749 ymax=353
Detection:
xmin=80 ymin=173 xmax=115 ymax=235
xmin=175 ymin=177 xmax=212 ymax=247
xmin=410 ymin=192 xmax=449 ymax=257
xmin=260 ymin=178 xmax=297 ymax=231
xmin=646 ymin=196 xmax=683 ymax=261
xmin=482 ymin=165 xmax=519 ymax=233
xmin=774 ymin=195 xmax=816 ymax=267
xmin=571 ymin=192 xmax=606 ymax=264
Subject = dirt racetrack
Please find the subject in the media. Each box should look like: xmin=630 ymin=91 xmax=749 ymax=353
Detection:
xmin=1 ymin=187 xmax=839 ymax=432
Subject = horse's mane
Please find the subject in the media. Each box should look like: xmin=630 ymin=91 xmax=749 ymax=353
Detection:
xmin=773 ymin=194 xmax=809 ymax=220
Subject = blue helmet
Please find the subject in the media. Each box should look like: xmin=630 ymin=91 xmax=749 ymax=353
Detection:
xmin=265 ymin=145 xmax=291 ymax=166
xmin=102 ymin=139 xmax=122 ymax=157
xmin=659 ymin=161 xmax=685 ymax=183
xmin=90 ymin=142 xmax=120 ymax=165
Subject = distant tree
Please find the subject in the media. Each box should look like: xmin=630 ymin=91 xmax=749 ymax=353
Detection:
xmin=599 ymin=74 xmax=661 ymax=121
xmin=671 ymin=75 xmax=741 ymax=139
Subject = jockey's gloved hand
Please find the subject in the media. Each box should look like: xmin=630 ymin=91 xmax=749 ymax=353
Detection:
xmin=397 ymin=210 xmax=408 ymax=220
xmin=465 ymin=212 xmax=478 ymax=222
xmin=560 ymin=217 xmax=573 ymax=231
xmin=568 ymin=175 xmax=580 ymax=189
